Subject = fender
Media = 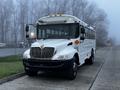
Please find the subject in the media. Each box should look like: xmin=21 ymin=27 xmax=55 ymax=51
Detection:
xmin=23 ymin=49 xmax=30 ymax=59
xmin=52 ymin=46 xmax=80 ymax=60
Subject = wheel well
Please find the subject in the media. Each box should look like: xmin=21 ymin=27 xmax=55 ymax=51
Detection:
xmin=91 ymin=48 xmax=95 ymax=53
xmin=74 ymin=53 xmax=80 ymax=65
xmin=91 ymin=48 xmax=94 ymax=56
xmin=92 ymin=48 xmax=94 ymax=52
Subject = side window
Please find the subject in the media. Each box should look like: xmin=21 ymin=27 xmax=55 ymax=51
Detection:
xmin=91 ymin=30 xmax=95 ymax=39
xmin=89 ymin=29 xmax=93 ymax=39
xmin=85 ymin=28 xmax=95 ymax=39
xmin=85 ymin=27 xmax=89 ymax=39
xmin=80 ymin=26 xmax=95 ymax=40
xmin=89 ymin=30 xmax=92 ymax=39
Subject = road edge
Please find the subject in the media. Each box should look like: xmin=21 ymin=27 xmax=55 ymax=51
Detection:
xmin=88 ymin=51 xmax=107 ymax=90
xmin=0 ymin=72 xmax=25 ymax=85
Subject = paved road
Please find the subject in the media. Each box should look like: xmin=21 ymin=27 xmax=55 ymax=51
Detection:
xmin=91 ymin=47 xmax=120 ymax=90
xmin=0 ymin=48 xmax=26 ymax=57
xmin=0 ymin=47 xmax=119 ymax=90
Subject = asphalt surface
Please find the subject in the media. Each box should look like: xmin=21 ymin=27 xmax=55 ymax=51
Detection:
xmin=0 ymin=48 xmax=26 ymax=57
xmin=91 ymin=47 xmax=120 ymax=90
xmin=0 ymin=47 xmax=119 ymax=90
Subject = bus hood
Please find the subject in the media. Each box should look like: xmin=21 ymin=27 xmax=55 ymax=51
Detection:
xmin=31 ymin=39 xmax=72 ymax=51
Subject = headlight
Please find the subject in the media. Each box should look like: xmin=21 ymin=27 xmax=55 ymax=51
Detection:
xmin=53 ymin=54 xmax=70 ymax=60
xmin=58 ymin=55 xmax=69 ymax=60
xmin=23 ymin=54 xmax=30 ymax=59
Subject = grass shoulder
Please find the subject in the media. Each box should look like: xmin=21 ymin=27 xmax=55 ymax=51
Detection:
xmin=0 ymin=55 xmax=24 ymax=79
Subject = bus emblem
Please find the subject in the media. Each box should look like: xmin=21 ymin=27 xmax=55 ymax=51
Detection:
xmin=40 ymin=45 xmax=44 ymax=49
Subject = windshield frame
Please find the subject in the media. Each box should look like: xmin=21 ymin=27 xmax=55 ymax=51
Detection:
xmin=37 ymin=23 xmax=79 ymax=39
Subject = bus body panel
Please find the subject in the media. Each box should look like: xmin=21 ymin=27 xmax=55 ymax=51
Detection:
xmin=23 ymin=14 xmax=96 ymax=77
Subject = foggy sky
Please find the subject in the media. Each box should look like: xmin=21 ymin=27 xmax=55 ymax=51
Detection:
xmin=91 ymin=0 xmax=120 ymax=44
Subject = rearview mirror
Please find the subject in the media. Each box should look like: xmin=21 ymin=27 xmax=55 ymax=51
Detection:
xmin=81 ymin=28 xmax=85 ymax=34
xmin=25 ymin=24 xmax=29 ymax=38
xmin=80 ymin=27 xmax=85 ymax=40
xmin=25 ymin=24 xmax=29 ymax=32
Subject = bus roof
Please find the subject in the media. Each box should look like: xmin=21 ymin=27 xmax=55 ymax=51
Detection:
xmin=37 ymin=14 xmax=94 ymax=30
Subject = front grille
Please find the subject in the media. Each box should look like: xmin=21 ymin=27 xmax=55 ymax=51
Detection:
xmin=30 ymin=47 xmax=54 ymax=58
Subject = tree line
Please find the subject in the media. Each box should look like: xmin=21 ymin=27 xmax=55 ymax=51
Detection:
xmin=0 ymin=0 xmax=111 ymax=47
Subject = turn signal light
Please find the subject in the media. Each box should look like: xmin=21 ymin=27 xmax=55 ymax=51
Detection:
xmin=74 ymin=40 xmax=80 ymax=45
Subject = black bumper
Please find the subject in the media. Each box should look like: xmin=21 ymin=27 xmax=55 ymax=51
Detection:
xmin=23 ymin=58 xmax=74 ymax=71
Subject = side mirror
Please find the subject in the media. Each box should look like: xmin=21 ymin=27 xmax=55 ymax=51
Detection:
xmin=25 ymin=24 xmax=29 ymax=38
xmin=81 ymin=28 xmax=85 ymax=34
xmin=80 ymin=27 xmax=85 ymax=40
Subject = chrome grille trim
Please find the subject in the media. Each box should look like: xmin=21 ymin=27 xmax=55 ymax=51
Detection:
xmin=30 ymin=47 xmax=54 ymax=59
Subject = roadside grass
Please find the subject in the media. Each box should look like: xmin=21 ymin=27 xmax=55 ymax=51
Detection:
xmin=0 ymin=55 xmax=24 ymax=79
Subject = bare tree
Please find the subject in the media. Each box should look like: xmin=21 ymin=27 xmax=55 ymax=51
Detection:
xmin=0 ymin=0 xmax=14 ymax=44
xmin=18 ymin=0 xmax=29 ymax=42
xmin=0 ymin=0 xmax=111 ymax=47
xmin=70 ymin=0 xmax=109 ymax=46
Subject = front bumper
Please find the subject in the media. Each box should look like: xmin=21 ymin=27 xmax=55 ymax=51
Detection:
xmin=23 ymin=58 xmax=74 ymax=71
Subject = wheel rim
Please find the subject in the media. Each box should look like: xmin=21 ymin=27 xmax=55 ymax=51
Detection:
xmin=73 ymin=62 xmax=77 ymax=76
xmin=92 ymin=53 xmax=94 ymax=62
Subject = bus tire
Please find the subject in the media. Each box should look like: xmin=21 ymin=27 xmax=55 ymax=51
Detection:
xmin=89 ymin=50 xmax=94 ymax=65
xmin=85 ymin=50 xmax=94 ymax=65
xmin=68 ymin=57 xmax=78 ymax=80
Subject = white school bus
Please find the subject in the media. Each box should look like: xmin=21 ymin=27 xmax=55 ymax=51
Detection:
xmin=23 ymin=14 xmax=96 ymax=80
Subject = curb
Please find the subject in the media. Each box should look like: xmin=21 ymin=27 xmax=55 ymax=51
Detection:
xmin=0 ymin=72 xmax=25 ymax=85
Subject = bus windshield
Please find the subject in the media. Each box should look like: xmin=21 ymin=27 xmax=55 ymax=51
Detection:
xmin=37 ymin=23 xmax=79 ymax=39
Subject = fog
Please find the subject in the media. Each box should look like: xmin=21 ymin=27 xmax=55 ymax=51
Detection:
xmin=0 ymin=0 xmax=114 ymax=47
xmin=91 ymin=0 xmax=120 ymax=45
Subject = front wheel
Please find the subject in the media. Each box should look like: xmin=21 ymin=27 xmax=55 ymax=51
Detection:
xmin=67 ymin=57 xmax=78 ymax=80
